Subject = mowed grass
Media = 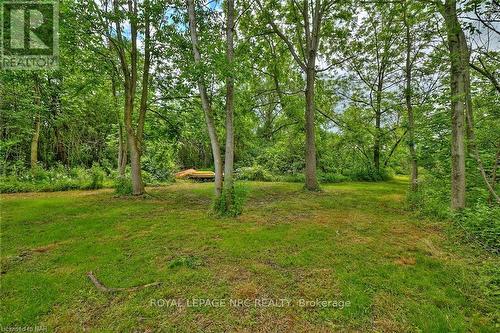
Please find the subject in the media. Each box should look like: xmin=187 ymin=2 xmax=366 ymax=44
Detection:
xmin=1 ymin=179 xmax=498 ymax=332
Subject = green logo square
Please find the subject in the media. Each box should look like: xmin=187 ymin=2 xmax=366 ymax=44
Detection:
xmin=1 ymin=0 xmax=59 ymax=70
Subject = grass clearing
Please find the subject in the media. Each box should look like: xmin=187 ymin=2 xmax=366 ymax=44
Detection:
xmin=1 ymin=179 xmax=498 ymax=332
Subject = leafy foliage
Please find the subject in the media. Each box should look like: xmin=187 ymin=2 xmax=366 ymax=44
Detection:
xmin=114 ymin=177 xmax=134 ymax=196
xmin=0 ymin=164 xmax=107 ymax=193
xmin=456 ymin=203 xmax=500 ymax=253
xmin=213 ymin=183 xmax=247 ymax=217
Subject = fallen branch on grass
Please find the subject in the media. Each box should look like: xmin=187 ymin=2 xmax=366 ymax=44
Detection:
xmin=86 ymin=271 xmax=161 ymax=293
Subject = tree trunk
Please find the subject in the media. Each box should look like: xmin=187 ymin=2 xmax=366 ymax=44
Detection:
xmin=112 ymin=74 xmax=127 ymax=177
xmin=127 ymin=131 xmax=144 ymax=195
xmin=31 ymin=75 xmax=42 ymax=169
xmin=460 ymin=30 xmax=500 ymax=204
xmin=374 ymin=70 xmax=384 ymax=173
xmin=118 ymin=124 xmax=127 ymax=177
xmin=374 ymin=111 xmax=381 ymax=172
xmin=257 ymin=0 xmax=321 ymax=191
xmin=404 ymin=4 xmax=418 ymax=191
xmin=119 ymin=0 xmax=149 ymax=196
xmin=304 ymin=64 xmax=319 ymax=190
xmin=30 ymin=116 xmax=41 ymax=169
xmin=443 ymin=0 xmax=466 ymax=210
xmin=222 ymin=0 xmax=236 ymax=210
xmin=187 ymin=0 xmax=223 ymax=198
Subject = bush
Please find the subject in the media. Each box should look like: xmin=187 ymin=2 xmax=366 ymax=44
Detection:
xmin=455 ymin=203 xmax=500 ymax=253
xmin=0 ymin=165 xmax=109 ymax=193
xmin=318 ymin=172 xmax=350 ymax=184
xmin=142 ymin=142 xmax=177 ymax=182
xmin=348 ymin=168 xmax=391 ymax=181
xmin=30 ymin=165 xmax=50 ymax=181
xmin=114 ymin=176 xmax=133 ymax=195
xmin=213 ymin=183 xmax=247 ymax=217
xmin=83 ymin=164 xmax=105 ymax=190
xmin=406 ymin=176 xmax=451 ymax=220
xmin=408 ymin=175 xmax=499 ymax=253
xmin=235 ymin=165 xmax=274 ymax=182
xmin=0 ymin=177 xmax=35 ymax=193
xmin=275 ymin=173 xmax=305 ymax=183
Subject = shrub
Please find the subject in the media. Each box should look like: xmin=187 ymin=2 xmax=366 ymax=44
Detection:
xmin=455 ymin=203 xmax=500 ymax=253
xmin=114 ymin=176 xmax=133 ymax=195
xmin=213 ymin=183 xmax=247 ymax=217
xmin=0 ymin=178 xmax=34 ymax=193
xmin=406 ymin=176 xmax=451 ymax=220
xmin=318 ymin=172 xmax=350 ymax=184
xmin=275 ymin=173 xmax=305 ymax=183
xmin=30 ymin=165 xmax=50 ymax=182
xmin=39 ymin=180 xmax=80 ymax=192
xmin=0 ymin=164 xmax=113 ymax=193
xmin=142 ymin=142 xmax=177 ymax=182
xmin=235 ymin=165 xmax=274 ymax=182
xmin=84 ymin=164 xmax=105 ymax=190
xmin=348 ymin=168 xmax=391 ymax=181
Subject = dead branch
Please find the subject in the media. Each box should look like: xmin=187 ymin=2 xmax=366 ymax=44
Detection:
xmin=86 ymin=271 xmax=161 ymax=293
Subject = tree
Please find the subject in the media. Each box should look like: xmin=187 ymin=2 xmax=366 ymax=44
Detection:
xmin=342 ymin=1 xmax=403 ymax=174
xmin=402 ymin=0 xmax=436 ymax=191
xmin=256 ymin=0 xmax=344 ymax=191
xmin=186 ymin=0 xmax=223 ymax=198
xmin=84 ymin=0 xmax=155 ymax=195
xmin=222 ymin=0 xmax=237 ymax=209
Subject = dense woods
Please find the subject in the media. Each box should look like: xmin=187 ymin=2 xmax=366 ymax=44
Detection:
xmin=1 ymin=0 xmax=498 ymax=217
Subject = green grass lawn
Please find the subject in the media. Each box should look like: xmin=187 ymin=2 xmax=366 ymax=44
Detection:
xmin=1 ymin=179 xmax=498 ymax=332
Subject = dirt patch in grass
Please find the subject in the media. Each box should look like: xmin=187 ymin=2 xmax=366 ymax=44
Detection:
xmin=233 ymin=281 xmax=260 ymax=299
xmin=32 ymin=243 xmax=60 ymax=253
xmin=394 ymin=257 xmax=416 ymax=266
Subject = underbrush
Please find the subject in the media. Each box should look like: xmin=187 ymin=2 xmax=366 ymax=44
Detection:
xmin=114 ymin=176 xmax=133 ymax=195
xmin=407 ymin=175 xmax=499 ymax=254
xmin=236 ymin=165 xmax=392 ymax=184
xmin=346 ymin=168 xmax=392 ymax=181
xmin=455 ymin=203 xmax=500 ymax=254
xmin=0 ymin=164 xmax=175 ymax=194
xmin=0 ymin=164 xmax=106 ymax=193
xmin=406 ymin=176 xmax=451 ymax=220
xmin=235 ymin=165 xmax=274 ymax=182
xmin=213 ymin=183 xmax=247 ymax=217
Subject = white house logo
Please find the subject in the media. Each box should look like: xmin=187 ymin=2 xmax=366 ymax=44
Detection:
xmin=1 ymin=0 xmax=59 ymax=70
